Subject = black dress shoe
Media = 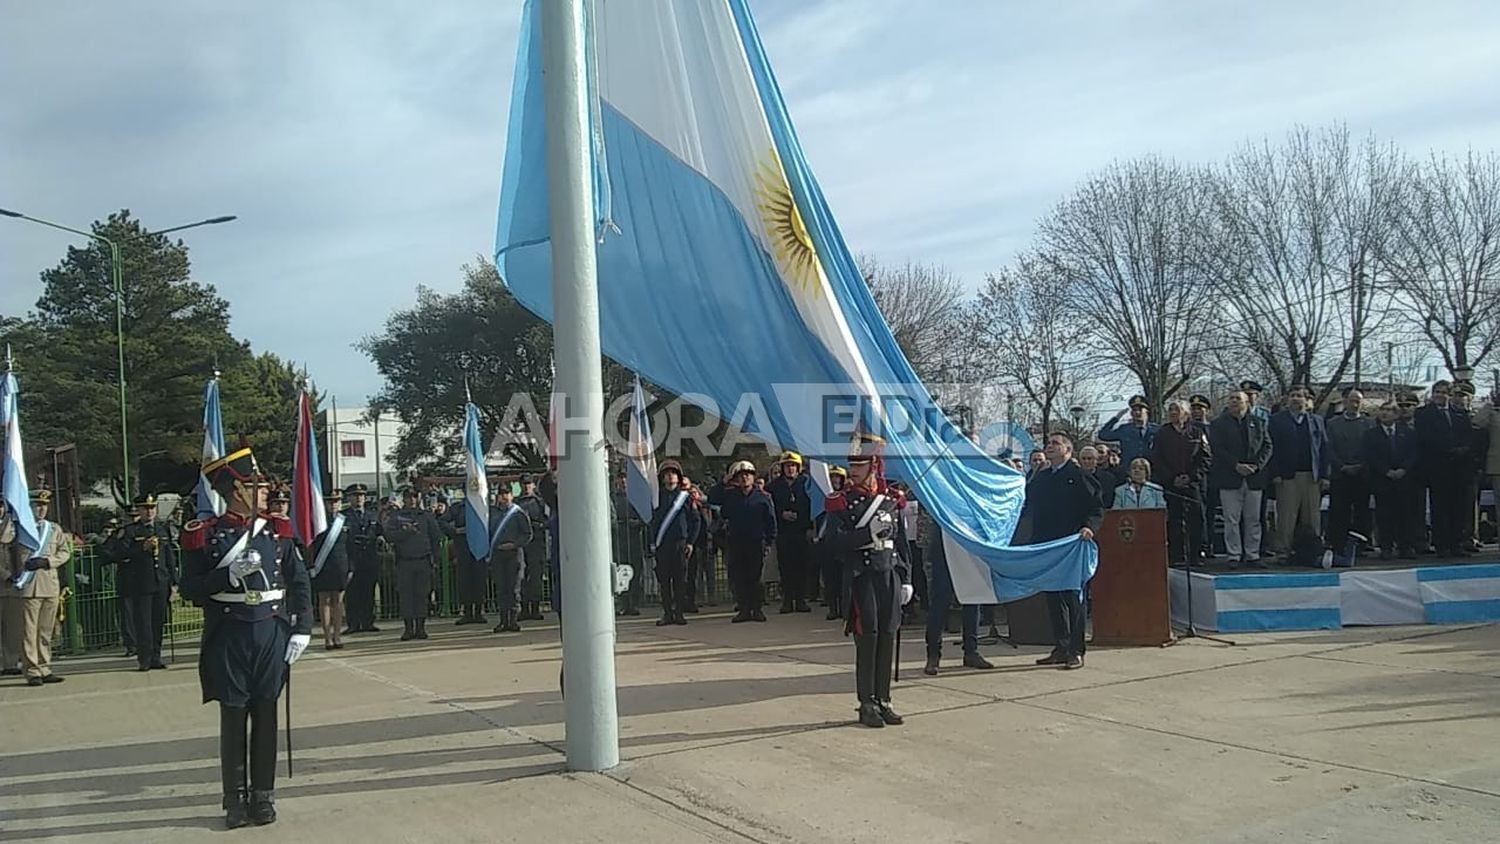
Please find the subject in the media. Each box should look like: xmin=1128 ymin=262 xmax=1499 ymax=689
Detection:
xmin=150 ymin=661 xmax=167 ymax=670
xmin=1035 ymin=651 xmax=1067 ymax=666
xmin=656 ymin=615 xmax=673 ymax=627
xmin=751 ymin=609 xmax=767 ymax=622
xmin=341 ymin=627 xmax=357 ymax=635
xmin=137 ymin=664 xmax=151 ymax=672
xmin=922 ymin=657 xmax=940 ymax=676
xmin=731 ymin=611 xmax=751 ymax=623
xmin=249 ymin=790 xmax=277 ymax=825
xmin=857 ymin=703 xmax=885 ymax=728
xmin=795 ymin=601 xmax=811 ymax=613
xmin=779 ymin=602 xmax=794 ymax=614
xmin=1064 ymin=655 xmax=1084 ymax=670
xmin=673 ymin=612 xmax=688 ymax=626
xmin=826 ymin=609 xmax=842 ymax=621
xmin=962 ymin=653 xmax=996 ymax=670
xmin=26 ymin=676 xmax=44 ymax=687
xmin=877 ymin=702 xmax=904 ymax=726
xmin=40 ymin=674 xmax=64 ymax=684
xmin=367 ymin=624 xmax=382 ymax=633
xmin=224 ymin=794 xmax=249 ymax=830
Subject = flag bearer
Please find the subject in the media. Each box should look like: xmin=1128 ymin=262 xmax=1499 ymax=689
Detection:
xmin=489 ymin=485 xmax=533 ymax=633
xmin=442 ymin=496 xmax=490 ymax=626
xmin=648 ymin=460 xmax=699 ymax=626
xmin=179 ymin=447 xmax=312 ymax=828
xmin=767 ymin=451 xmax=813 ymax=614
xmin=0 ymin=489 xmax=71 ymax=686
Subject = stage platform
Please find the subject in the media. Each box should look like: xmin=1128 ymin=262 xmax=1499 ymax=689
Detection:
xmin=1168 ymin=555 xmax=1500 ymax=633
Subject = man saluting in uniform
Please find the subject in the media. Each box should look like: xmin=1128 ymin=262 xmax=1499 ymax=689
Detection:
xmin=830 ymin=431 xmax=913 ymax=728
xmin=179 ymin=447 xmax=312 ymax=829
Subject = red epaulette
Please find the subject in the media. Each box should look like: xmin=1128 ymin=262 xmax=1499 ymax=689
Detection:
xmin=182 ymin=518 xmax=215 ymax=552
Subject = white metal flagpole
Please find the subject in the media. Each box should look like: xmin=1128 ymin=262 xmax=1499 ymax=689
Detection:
xmin=541 ymin=0 xmax=620 ymax=772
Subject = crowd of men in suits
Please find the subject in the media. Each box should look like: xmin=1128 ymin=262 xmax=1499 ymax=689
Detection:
xmin=1079 ymin=379 xmax=1500 ymax=569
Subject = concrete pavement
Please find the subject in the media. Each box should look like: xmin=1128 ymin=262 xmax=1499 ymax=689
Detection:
xmin=2 ymin=611 xmax=1498 ymax=842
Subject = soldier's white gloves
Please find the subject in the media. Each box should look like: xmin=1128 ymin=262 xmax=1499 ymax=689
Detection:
xmin=900 ymin=584 xmax=914 ymax=605
xmin=285 ymin=633 xmax=311 ymax=665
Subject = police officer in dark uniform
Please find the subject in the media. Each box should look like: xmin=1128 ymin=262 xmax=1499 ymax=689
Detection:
xmin=382 ymin=487 xmax=442 ymax=641
xmin=179 ymin=447 xmax=312 ymax=828
xmin=106 ymin=494 xmax=177 ymax=672
xmin=514 ymin=475 xmax=549 ymax=621
xmin=340 ymin=484 xmax=382 ymax=634
xmin=441 ymin=497 xmax=489 ymax=626
xmin=829 ymin=432 xmax=912 ymax=728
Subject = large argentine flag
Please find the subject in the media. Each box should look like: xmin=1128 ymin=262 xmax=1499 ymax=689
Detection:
xmin=496 ymin=0 xmax=1093 ymax=603
xmin=290 ymin=391 xmax=328 ymax=548
xmin=196 ymin=376 xmax=227 ymax=519
xmin=462 ymin=395 xmax=491 ymax=561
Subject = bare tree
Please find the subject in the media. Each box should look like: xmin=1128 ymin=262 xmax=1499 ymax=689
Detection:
xmin=1037 ymin=156 xmax=1214 ymax=410
xmin=859 ymin=255 xmax=968 ymax=382
xmin=975 ymin=253 xmax=1089 ymax=435
xmin=1384 ymin=150 xmax=1500 ymax=374
xmin=1203 ymin=127 xmax=1404 ymax=404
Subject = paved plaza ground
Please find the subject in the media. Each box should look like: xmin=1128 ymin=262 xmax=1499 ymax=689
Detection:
xmin=2 ymin=611 xmax=1498 ymax=842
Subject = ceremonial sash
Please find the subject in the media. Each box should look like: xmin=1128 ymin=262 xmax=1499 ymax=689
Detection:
xmin=854 ymin=494 xmax=887 ymax=530
xmin=490 ymin=504 xmax=521 ymax=548
xmin=651 ymin=490 xmax=690 ymax=552
xmin=309 ymin=512 xmax=346 ymax=578
xmin=12 ymin=521 xmax=52 ymax=591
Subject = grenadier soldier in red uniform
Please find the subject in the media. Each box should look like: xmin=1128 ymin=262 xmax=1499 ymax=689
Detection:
xmin=829 ymin=432 xmax=913 ymax=728
xmin=180 ymin=447 xmax=313 ymax=829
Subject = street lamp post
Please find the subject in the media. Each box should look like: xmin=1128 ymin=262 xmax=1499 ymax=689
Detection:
xmin=1 ymin=209 xmax=236 ymax=503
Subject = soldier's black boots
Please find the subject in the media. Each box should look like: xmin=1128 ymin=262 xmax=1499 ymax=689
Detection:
xmin=505 ymin=611 xmax=521 ymax=633
xmin=401 ymin=620 xmax=415 ymax=641
xmin=857 ymin=702 xmax=885 ymax=728
xmin=415 ymin=619 xmax=429 ymax=640
xmin=877 ymin=701 xmax=904 ymax=726
xmin=220 ymin=705 xmax=249 ymax=828
xmin=224 ymin=791 xmax=249 ymax=829
xmin=249 ymin=790 xmax=277 ymax=825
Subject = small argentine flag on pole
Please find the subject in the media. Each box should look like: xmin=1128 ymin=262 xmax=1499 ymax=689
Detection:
xmin=463 ymin=382 xmax=491 ymax=561
xmin=625 ymin=375 xmax=657 ymax=521
xmin=196 ymin=373 xmax=227 ymax=518
xmin=2 ymin=348 xmax=42 ymax=589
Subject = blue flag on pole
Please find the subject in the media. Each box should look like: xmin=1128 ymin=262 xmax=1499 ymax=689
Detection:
xmin=625 ymin=375 xmax=657 ymax=522
xmin=196 ymin=376 xmax=227 ymax=518
xmin=495 ymin=0 xmax=1091 ymax=604
xmin=462 ymin=395 xmax=491 ymax=561
xmin=2 ymin=368 xmax=42 ymax=590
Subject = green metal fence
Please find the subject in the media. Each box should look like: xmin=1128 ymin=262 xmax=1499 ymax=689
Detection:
xmin=60 ymin=537 xmax=743 ymax=654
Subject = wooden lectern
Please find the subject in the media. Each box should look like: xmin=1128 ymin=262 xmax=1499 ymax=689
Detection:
xmin=1090 ymin=509 xmax=1174 ymax=646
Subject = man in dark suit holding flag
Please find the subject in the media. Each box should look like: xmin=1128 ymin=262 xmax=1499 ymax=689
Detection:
xmin=1019 ymin=431 xmax=1102 ymax=670
xmin=489 ymin=484 xmax=533 ymax=633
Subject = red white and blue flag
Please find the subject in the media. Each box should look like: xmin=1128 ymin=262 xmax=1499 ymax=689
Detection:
xmin=290 ymin=390 xmax=327 ymax=547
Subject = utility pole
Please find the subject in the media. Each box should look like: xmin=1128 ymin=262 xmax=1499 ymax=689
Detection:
xmin=541 ymin=0 xmax=620 ymax=772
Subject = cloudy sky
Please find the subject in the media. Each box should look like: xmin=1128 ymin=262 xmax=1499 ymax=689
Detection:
xmin=4 ymin=0 xmax=1500 ymax=404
